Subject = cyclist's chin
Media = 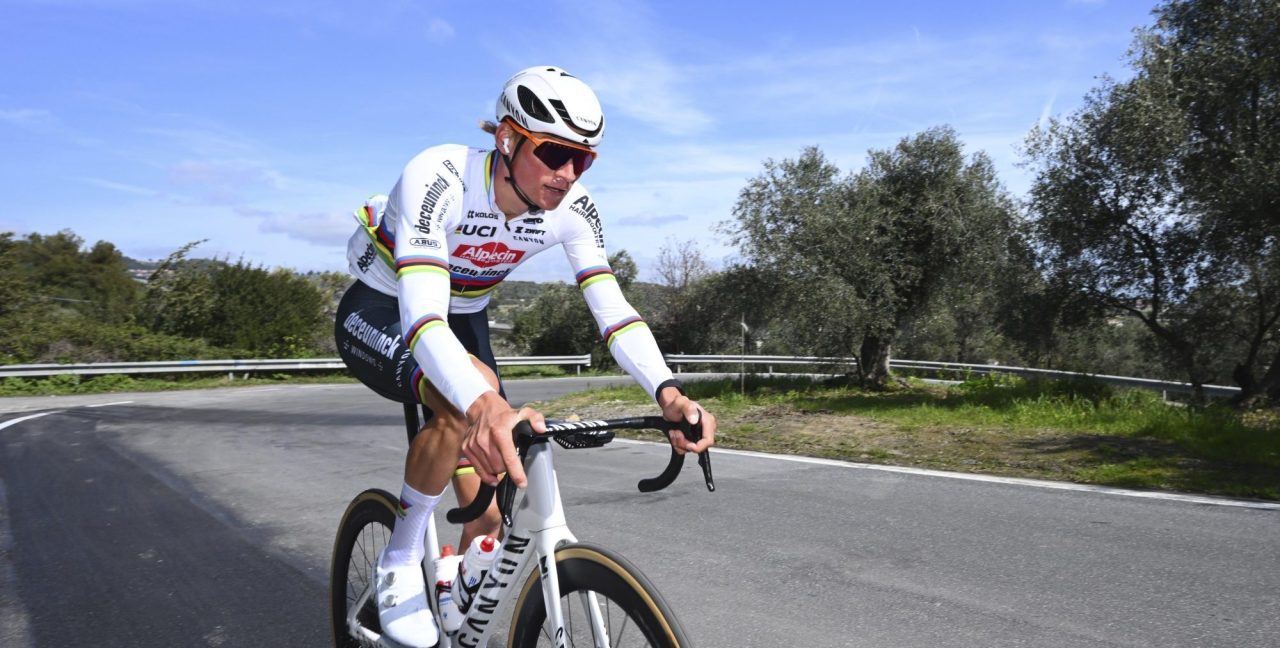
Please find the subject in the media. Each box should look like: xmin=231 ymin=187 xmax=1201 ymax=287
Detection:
xmin=539 ymin=186 xmax=570 ymax=210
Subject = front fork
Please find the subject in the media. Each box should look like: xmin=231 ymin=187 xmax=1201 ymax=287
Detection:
xmin=523 ymin=442 xmax=609 ymax=648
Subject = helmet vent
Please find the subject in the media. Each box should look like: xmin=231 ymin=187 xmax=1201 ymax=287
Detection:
xmin=516 ymin=85 xmax=555 ymax=124
xmin=548 ymin=98 xmax=603 ymax=138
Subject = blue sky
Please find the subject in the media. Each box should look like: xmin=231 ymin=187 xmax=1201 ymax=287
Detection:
xmin=1 ymin=0 xmax=1157 ymax=282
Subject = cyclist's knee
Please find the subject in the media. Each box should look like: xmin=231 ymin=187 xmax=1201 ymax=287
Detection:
xmin=470 ymin=356 xmax=501 ymax=393
xmin=416 ymin=413 xmax=465 ymax=449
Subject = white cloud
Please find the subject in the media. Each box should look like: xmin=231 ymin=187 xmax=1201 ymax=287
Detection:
xmin=1038 ymin=89 xmax=1058 ymax=130
xmin=427 ymin=18 xmax=454 ymax=43
xmin=0 ymin=108 xmax=54 ymax=127
xmin=80 ymin=177 xmax=160 ymax=197
xmin=251 ymin=208 xmax=353 ymax=246
xmin=588 ymin=59 xmax=713 ymax=137
xmin=615 ymin=213 xmax=689 ymax=227
xmin=170 ymin=159 xmax=286 ymax=191
xmin=140 ymin=124 xmax=261 ymax=157
xmin=548 ymin=0 xmax=713 ymax=136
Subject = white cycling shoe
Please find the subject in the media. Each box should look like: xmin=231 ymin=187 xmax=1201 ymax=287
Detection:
xmin=375 ymin=551 xmax=439 ymax=648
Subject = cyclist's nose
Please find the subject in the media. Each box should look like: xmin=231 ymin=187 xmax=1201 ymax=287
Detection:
xmin=552 ymin=161 xmax=577 ymax=184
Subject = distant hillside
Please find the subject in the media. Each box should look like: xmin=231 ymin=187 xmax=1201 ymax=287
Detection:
xmin=124 ymin=256 xmax=161 ymax=271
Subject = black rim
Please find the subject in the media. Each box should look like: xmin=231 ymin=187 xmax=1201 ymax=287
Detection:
xmin=330 ymin=491 xmax=396 ymax=647
xmin=511 ymin=544 xmax=687 ymax=648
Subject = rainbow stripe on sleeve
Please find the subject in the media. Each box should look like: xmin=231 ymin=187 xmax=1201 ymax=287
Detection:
xmin=412 ymin=367 xmax=431 ymax=405
xmin=406 ymin=314 xmax=447 ymax=350
xmin=603 ymin=315 xmax=647 ymax=347
xmin=396 ymin=256 xmax=449 ymax=279
xmin=576 ymin=266 xmax=616 ymax=290
xmin=355 ymin=207 xmax=395 ymax=268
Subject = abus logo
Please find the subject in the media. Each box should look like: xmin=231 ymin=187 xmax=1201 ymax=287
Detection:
xmin=454 ymin=242 xmax=525 ymax=268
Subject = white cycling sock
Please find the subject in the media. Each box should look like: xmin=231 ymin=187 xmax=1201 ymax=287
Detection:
xmin=383 ymin=482 xmax=443 ymax=567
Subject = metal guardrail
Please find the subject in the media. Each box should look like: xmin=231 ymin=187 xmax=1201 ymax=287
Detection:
xmin=0 ymin=355 xmax=593 ymax=379
xmin=663 ymin=354 xmax=1240 ymax=398
xmin=1 ymin=353 xmax=1239 ymax=398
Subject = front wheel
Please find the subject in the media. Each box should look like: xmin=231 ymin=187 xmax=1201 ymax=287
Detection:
xmin=329 ymin=489 xmax=398 ymax=647
xmin=509 ymin=543 xmax=691 ymax=648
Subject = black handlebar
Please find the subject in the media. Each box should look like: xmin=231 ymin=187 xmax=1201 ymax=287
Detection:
xmin=445 ymin=416 xmax=715 ymax=525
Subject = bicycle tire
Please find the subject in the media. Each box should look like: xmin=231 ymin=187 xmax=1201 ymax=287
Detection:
xmin=508 ymin=542 xmax=691 ymax=648
xmin=329 ymin=488 xmax=398 ymax=647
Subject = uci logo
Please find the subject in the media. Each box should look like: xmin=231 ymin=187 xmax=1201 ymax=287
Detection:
xmin=455 ymin=224 xmax=497 ymax=237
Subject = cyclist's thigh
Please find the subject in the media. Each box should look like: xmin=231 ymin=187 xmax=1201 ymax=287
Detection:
xmin=334 ymin=280 xmax=417 ymax=403
xmin=336 ymin=282 xmax=506 ymax=407
xmin=447 ymin=308 xmax=506 ymax=399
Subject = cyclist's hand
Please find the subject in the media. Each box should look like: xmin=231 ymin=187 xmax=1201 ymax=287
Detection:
xmin=657 ymin=387 xmax=716 ymax=456
xmin=463 ymin=391 xmax=545 ymax=488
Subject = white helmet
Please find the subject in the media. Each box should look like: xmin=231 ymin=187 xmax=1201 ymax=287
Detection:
xmin=496 ymin=66 xmax=605 ymax=147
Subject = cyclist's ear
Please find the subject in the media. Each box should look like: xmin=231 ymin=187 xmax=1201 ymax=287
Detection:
xmin=494 ymin=122 xmax=516 ymax=155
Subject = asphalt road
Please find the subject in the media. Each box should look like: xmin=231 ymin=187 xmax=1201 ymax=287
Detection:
xmin=1 ymin=380 xmax=1278 ymax=647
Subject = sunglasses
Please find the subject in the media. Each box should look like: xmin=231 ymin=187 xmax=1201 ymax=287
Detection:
xmin=505 ymin=119 xmax=597 ymax=175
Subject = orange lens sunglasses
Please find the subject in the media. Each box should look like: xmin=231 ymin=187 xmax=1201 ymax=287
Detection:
xmin=504 ymin=118 xmax=598 ymax=175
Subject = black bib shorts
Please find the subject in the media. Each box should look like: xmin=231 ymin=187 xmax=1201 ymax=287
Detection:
xmin=334 ymin=280 xmax=505 ymax=411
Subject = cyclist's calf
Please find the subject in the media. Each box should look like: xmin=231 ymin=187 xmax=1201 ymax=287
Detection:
xmin=404 ymin=357 xmax=505 ymax=545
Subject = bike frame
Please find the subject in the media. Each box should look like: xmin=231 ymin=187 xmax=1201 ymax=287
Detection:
xmin=346 ymin=439 xmax=603 ymax=648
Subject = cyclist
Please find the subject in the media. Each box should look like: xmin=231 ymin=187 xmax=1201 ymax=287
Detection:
xmin=334 ymin=65 xmax=717 ymax=647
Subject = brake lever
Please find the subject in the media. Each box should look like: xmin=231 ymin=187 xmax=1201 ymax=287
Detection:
xmin=682 ymin=419 xmax=716 ymax=493
xmin=496 ymin=473 xmax=517 ymax=527
xmin=636 ymin=419 xmax=715 ymax=493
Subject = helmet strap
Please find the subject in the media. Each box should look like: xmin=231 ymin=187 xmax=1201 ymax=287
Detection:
xmin=500 ymin=138 xmax=545 ymax=216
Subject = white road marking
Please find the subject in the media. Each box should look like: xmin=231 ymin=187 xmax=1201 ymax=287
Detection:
xmin=85 ymin=401 xmax=134 ymax=408
xmin=0 ymin=412 xmax=56 ymax=431
xmin=614 ymin=439 xmax=1280 ymax=511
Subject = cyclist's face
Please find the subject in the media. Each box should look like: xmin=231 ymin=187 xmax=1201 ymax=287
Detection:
xmin=499 ymin=124 xmax=582 ymax=211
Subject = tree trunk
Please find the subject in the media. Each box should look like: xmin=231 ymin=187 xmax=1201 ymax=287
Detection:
xmin=1260 ymin=346 xmax=1280 ymax=403
xmin=859 ymin=334 xmax=893 ymax=389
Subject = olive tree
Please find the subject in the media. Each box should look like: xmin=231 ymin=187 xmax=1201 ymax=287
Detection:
xmin=727 ymin=128 xmax=1019 ymax=387
xmin=1024 ymin=0 xmax=1280 ymax=403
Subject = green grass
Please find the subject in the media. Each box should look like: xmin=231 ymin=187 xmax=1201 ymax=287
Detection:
xmin=534 ymin=374 xmax=1280 ymax=501
xmin=0 ymin=365 xmax=619 ymax=397
xmin=0 ymin=372 xmax=360 ymax=396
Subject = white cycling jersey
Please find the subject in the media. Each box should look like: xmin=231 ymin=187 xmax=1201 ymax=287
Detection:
xmin=345 ymin=144 xmax=674 ymax=415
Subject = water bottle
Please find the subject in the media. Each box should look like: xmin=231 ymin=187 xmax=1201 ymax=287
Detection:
xmin=433 ymin=545 xmax=464 ymax=634
xmin=453 ymin=535 xmax=500 ymax=612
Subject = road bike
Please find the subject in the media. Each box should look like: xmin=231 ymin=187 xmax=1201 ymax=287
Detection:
xmin=330 ymin=403 xmax=715 ymax=647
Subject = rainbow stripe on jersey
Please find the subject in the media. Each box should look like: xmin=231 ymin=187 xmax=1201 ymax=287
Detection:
xmin=576 ymin=266 xmax=616 ymax=290
xmin=396 ymin=256 xmax=449 ymax=279
xmin=405 ymin=314 xmax=447 ymax=351
xmin=603 ymin=316 xmax=648 ymax=347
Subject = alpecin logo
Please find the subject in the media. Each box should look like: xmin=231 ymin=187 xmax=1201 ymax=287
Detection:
xmin=454 ymin=242 xmax=525 ymax=268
